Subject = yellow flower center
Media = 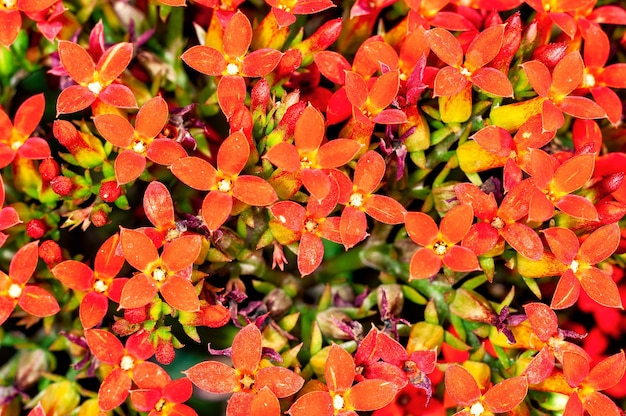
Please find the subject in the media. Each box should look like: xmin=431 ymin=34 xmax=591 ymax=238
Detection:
xmin=332 ymin=393 xmax=345 ymax=411
xmin=582 ymin=72 xmax=596 ymax=88
xmin=300 ymin=156 xmax=313 ymax=170
xmin=154 ymin=398 xmax=166 ymax=412
xmin=459 ymin=66 xmax=472 ymax=77
xmin=490 ymin=216 xmax=505 ymax=230
xmin=120 ymin=355 xmax=135 ymax=371
xmin=239 ymin=373 xmax=255 ymax=390
xmin=348 ymin=192 xmax=364 ymax=208
xmin=132 ymin=137 xmax=148 ymax=154
xmin=570 ymin=259 xmax=579 ymax=273
xmin=304 ymin=219 xmax=319 ymax=233
xmin=218 ymin=178 xmax=233 ymax=193
xmin=226 ymin=63 xmax=240 ymax=76
xmin=93 ymin=279 xmax=108 ymax=293
xmin=470 ymin=401 xmax=485 ymax=416
xmin=7 ymin=283 xmax=22 ymax=299
xmin=87 ymin=81 xmax=103 ymax=95
xmin=151 ymin=266 xmax=168 ymax=283
xmin=433 ymin=241 xmax=448 ymax=256
xmin=2 ymin=0 xmax=17 ymax=9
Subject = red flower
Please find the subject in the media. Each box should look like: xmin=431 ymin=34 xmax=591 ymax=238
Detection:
xmin=425 ymin=25 xmax=513 ymax=98
xmin=140 ymin=181 xmax=183 ymax=247
xmin=0 ymin=174 xmax=21 ymax=247
xmin=118 ymin=227 xmax=202 ymax=312
xmin=518 ymin=223 xmax=622 ymax=310
xmin=0 ymin=241 xmax=59 ymax=325
xmin=339 ymin=150 xmax=407 ymax=249
xmin=264 ymin=105 xmax=361 ymax=200
xmin=171 ymin=130 xmax=278 ymax=233
xmin=405 ymin=204 xmax=480 ymax=280
xmin=344 ymin=70 xmax=407 ymax=125
xmin=94 ymin=96 xmax=186 ymax=185
xmin=85 ymin=329 xmax=168 ymax=411
xmin=180 ymin=10 xmax=282 ymax=119
xmin=56 ymin=40 xmax=136 ymax=115
xmin=185 ymin=323 xmax=304 ymax=416
xmin=265 ymin=0 xmax=335 ymax=27
xmin=444 ymin=364 xmax=527 ymax=415
xmin=0 ymin=93 xmax=50 ymax=168
xmin=51 ymin=233 xmax=128 ymax=329
xmin=288 ymin=344 xmax=398 ymax=416
xmin=0 ymin=0 xmax=58 ymax=46
xmin=130 ymin=375 xmax=197 ymax=416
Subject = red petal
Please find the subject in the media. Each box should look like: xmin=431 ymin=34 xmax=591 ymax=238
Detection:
xmin=462 ymin=223 xmax=499 ymax=256
xmin=51 ymin=260 xmax=93 ymax=291
xmin=163 ymin=378 xmax=194 ymax=403
xmin=551 ymin=52 xmax=583 ymax=97
xmin=551 ymin=269 xmax=580 ymax=309
xmin=555 ymin=195 xmax=598 ymax=221
xmin=442 ymin=245 xmax=480 ymax=272
xmin=465 ymin=25 xmax=505 ymax=70
xmin=132 ymin=361 xmax=169 ymax=388
xmin=135 ymin=96 xmax=168 ymax=139
xmin=143 ymin=182 xmax=174 ymax=231
xmin=471 ymin=126 xmax=514 ymax=157
xmin=217 ymin=75 xmax=247 ymax=120
xmin=344 ymin=71 xmax=368 ymax=109
xmin=514 ymin=114 xmax=555 ymax=149
xmin=405 ymin=212 xmax=438 ymax=246
xmin=409 ymin=248 xmax=442 ymax=280
xmin=583 ymin=391 xmax=622 ymax=416
xmin=270 ymin=201 xmax=305 ymax=231
xmin=542 ymin=227 xmax=578 ymax=265
xmin=579 ymin=223 xmax=619 ymax=264
xmin=99 ymin=84 xmax=138 ymax=109
xmin=294 ymin=106 xmax=325 ymax=153
xmin=185 ymin=361 xmax=238 ymax=394
xmin=287 ymin=391 xmax=332 ymax=416
xmin=171 ymin=157 xmax=217 ymax=191
xmin=445 ymin=364 xmax=481 ymax=406
xmin=160 ymin=274 xmax=200 ymax=312
xmin=601 ymin=63 xmax=626 ymax=88
xmin=455 ymin=183 xmax=497 ymax=220
xmin=591 ymin=87 xmax=622 ymax=125
xmin=58 ymin=41 xmax=95 ymax=84
xmin=317 ymin=139 xmax=361 ymax=168
xmin=99 ymin=368 xmax=132 ymax=411
xmin=265 ymin=143 xmax=300 ymax=172
xmin=522 ymin=60 xmax=551 ymax=97
xmin=145 ymin=139 xmax=186 ymax=165
xmin=353 ymin=40 xmax=399 ymax=77
xmin=0 ymin=206 xmax=21 ymax=231
xmin=326 ymin=344 xmax=355 ymax=392
xmin=218 ymin=130 xmax=249 ymax=176
xmin=579 ymin=267 xmax=623 ymax=309
xmin=226 ymin=392 xmax=254 ymax=416
xmin=298 ymin=232 xmax=324 ymax=276
xmin=440 ymin=203 xmax=473 ymax=244
xmin=18 ymin=138 xmax=50 ymax=159
xmin=119 ymin=274 xmax=158 ymax=310
xmin=372 ymin=109 xmax=407 ymax=124
xmin=523 ymin=346 xmax=555 ymax=384
xmin=256 ymin=366 xmax=305 ymax=397
xmin=563 ymin=392 xmax=584 ymax=416
xmin=94 ymin=113 xmax=135 ymax=148
xmin=353 ymin=150 xmax=384 ymax=194
xmin=232 ymin=323 xmax=262 ymax=374
xmin=14 ymin=94 xmax=45 ymax=137
xmin=433 ymin=66 xmax=468 ymax=97
xmin=233 ymin=176 xmax=278 ymax=206
xmin=0 ymin=11 xmax=20 ymax=48
xmin=368 ymin=71 xmax=400 ymax=112
xmin=115 ymin=150 xmax=146 ymax=185
xmin=241 ymin=49 xmax=282 ymax=77
xmin=523 ymin=302 xmax=558 ymax=342
xmin=19 ymin=285 xmax=60 ymax=317
xmin=120 ymin=228 xmax=159 ymax=272
xmin=10 ymin=241 xmax=38 ymax=285
xmin=250 ymin=388 xmax=280 ymax=416
xmin=96 ymin=43 xmax=133 ymax=82
xmin=85 ymin=329 xmax=125 ymax=364
xmin=224 ymin=10 xmax=252 ymax=58
xmin=563 ymin=351 xmax=590 ymax=387
xmin=340 ymin=206 xmax=368 ymax=249
xmin=364 ymin=194 xmax=406 ymax=224
xmin=201 ymin=191 xmax=233 ymax=232
xmin=471 ymin=67 xmax=513 ymax=97
xmin=56 ymin=85 xmax=96 ymax=115
xmin=314 ymin=51 xmax=351 ymax=84
xmin=80 ymin=292 xmax=109 ymax=329
xmin=482 ymin=377 xmax=527 ymax=413
xmin=0 ymin=295 xmax=15 ymax=326
xmin=302 ymin=169 xmax=331 ymax=201
xmin=348 ymin=379 xmax=397 ymax=410
xmin=542 ymin=99 xmax=565 ymax=132
xmin=559 ymin=96 xmax=606 ymax=120
xmin=162 ymin=235 xmax=201 ymax=272
xmin=425 ymin=27 xmax=463 ymax=67
xmin=181 ymin=46 xmax=225 ymax=76
xmin=130 ymin=389 xmax=161 ymax=412
xmin=587 ymin=351 xmax=626 ymax=391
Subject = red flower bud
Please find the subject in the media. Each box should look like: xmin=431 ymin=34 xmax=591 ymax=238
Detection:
xmin=39 ymin=240 xmax=62 ymax=267
xmin=99 ymin=181 xmax=122 ymax=203
xmin=26 ymin=219 xmax=47 ymax=239
xmin=50 ymin=176 xmax=73 ymax=196
xmin=156 ymin=337 xmax=175 ymax=365
xmin=90 ymin=209 xmax=109 ymax=227
xmin=124 ymin=306 xmax=148 ymax=325
xmin=39 ymin=158 xmax=60 ymax=182
xmin=531 ymin=42 xmax=568 ymax=69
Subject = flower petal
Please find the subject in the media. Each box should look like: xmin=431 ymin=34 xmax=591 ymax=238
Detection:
xmin=363 ymin=194 xmax=406 ymax=224
xmin=482 ymin=376 xmax=528 ymax=413
xmin=99 ymin=368 xmax=132 ymax=411
xmin=181 ymin=45 xmax=225 ymax=76
xmin=579 ymin=266 xmax=623 ymax=309
xmin=80 ymin=292 xmax=109 ymax=329
xmin=171 ymin=157 xmax=218 ymax=191
xmin=339 ymin=206 xmax=368 ymax=249
xmin=551 ymin=269 xmax=580 ymax=310
xmin=201 ymin=191 xmax=233 ymax=232
xmin=353 ymin=150 xmax=384 ymax=195
xmin=99 ymin=84 xmax=138 ymax=109
xmin=160 ymin=274 xmax=200 ymax=312
xmin=287 ymin=391 xmax=332 ymax=416
xmin=58 ymin=41 xmax=95 ymax=84
xmin=347 ymin=379 xmax=397 ymax=411
xmin=85 ymin=329 xmax=125 ymax=364
xmin=52 ymin=260 xmax=94 ymax=291
xmin=256 ymin=366 xmax=305 ymax=397
xmin=298 ymin=232 xmax=324 ymax=277
xmin=578 ymin=222 xmax=620 ymax=264
xmin=119 ymin=273 xmax=158 ymax=310
xmin=232 ymin=323 xmax=262 ymax=375
xmin=233 ymin=176 xmax=278 ymax=206
xmin=94 ymin=113 xmax=135 ymax=148
xmin=441 ymin=203 xmax=473 ymax=245
xmin=326 ymin=344 xmax=355 ymax=392
xmin=184 ymin=361 xmax=238 ymax=394
xmin=405 ymin=212 xmax=438 ymax=246
xmin=19 ymin=285 xmax=60 ymax=317
xmin=162 ymin=235 xmax=202 ymax=272
xmin=56 ymin=85 xmax=96 ymax=115
xmin=97 ymin=43 xmax=133 ymax=83
xmin=444 ymin=364 xmax=481 ymax=406
xmin=135 ymin=96 xmax=169 ymax=139
xmin=10 ymin=241 xmax=39 ymax=285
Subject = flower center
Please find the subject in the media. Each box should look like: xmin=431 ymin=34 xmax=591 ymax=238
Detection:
xmin=304 ymin=218 xmax=318 ymax=233
xmin=470 ymin=401 xmax=485 ymax=416
xmin=459 ymin=66 xmax=472 ymax=77
xmin=154 ymin=398 xmax=166 ymax=412
xmin=87 ymin=81 xmax=103 ymax=95
xmin=7 ymin=283 xmax=22 ymax=299
xmin=570 ymin=259 xmax=579 ymax=273
xmin=217 ymin=178 xmax=233 ymax=193
xmin=93 ymin=279 xmax=108 ymax=293
xmin=132 ymin=137 xmax=148 ymax=154
xmin=433 ymin=241 xmax=448 ymax=256
xmin=349 ymin=192 xmax=364 ymax=208
xmin=2 ymin=0 xmax=17 ymax=9
xmin=277 ymin=3 xmax=291 ymax=11
xmin=240 ymin=373 xmax=255 ymax=390
xmin=226 ymin=63 xmax=240 ymax=76
xmin=490 ymin=216 xmax=505 ymax=230
xmin=332 ymin=393 xmax=345 ymax=411
xmin=151 ymin=266 xmax=168 ymax=283
xmin=120 ymin=355 xmax=135 ymax=371
xmin=300 ymin=156 xmax=313 ymax=170
xmin=582 ymin=72 xmax=596 ymax=88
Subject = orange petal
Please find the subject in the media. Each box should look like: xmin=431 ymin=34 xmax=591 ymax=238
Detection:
xmin=465 ymin=24 xmax=505 ymax=70
xmin=482 ymin=376 xmax=528 ymax=413
xmin=250 ymin=388 xmax=281 ymax=416
xmin=143 ymin=182 xmax=175 ymax=231
xmin=555 ymin=195 xmax=598 ymax=220
xmin=553 ymin=153 xmax=595 ymax=194
xmin=298 ymin=232 xmax=324 ymax=276
xmin=270 ymin=201 xmax=305 ymax=231
xmin=445 ymin=364 xmax=481 ymax=406
xmin=455 ymin=183 xmax=497 ymax=220
xmin=56 ymin=85 xmax=96 ymax=115
xmin=181 ymin=45 xmax=225 ymax=76
xmin=233 ymin=176 xmax=278 ymax=206
xmin=98 ymin=84 xmax=137 ymax=109
xmin=302 ymin=169 xmax=331 ymax=201
xmin=99 ymin=368 xmax=132 ymax=411
xmin=521 ymin=60 xmax=551 ymax=97
xmin=120 ymin=228 xmax=159 ymax=271
xmin=119 ymin=273 xmax=158 ymax=310
xmin=317 ymin=139 xmax=361 ymax=168
xmin=287 ymin=391 xmax=332 ymax=416
xmin=563 ymin=351 xmax=590 ymax=387
xmin=160 ymin=274 xmax=200 ymax=312
xmin=443 ymin=245 xmax=480 ymax=272
xmin=85 ymin=328 xmax=125 ymax=364
xmin=579 ymin=223 xmax=620 ymax=264
xmin=51 ymin=260 xmax=93 ymax=291
xmin=364 ymin=194 xmax=406 ymax=224
xmin=409 ymin=248 xmax=442 ymax=280
xmin=294 ymin=106 xmax=325 ymax=153
xmin=559 ymin=96 xmax=606 ymax=120
xmin=201 ymin=191 xmax=233 ymax=232
xmin=14 ymin=93 xmax=45 ymax=137
xmin=340 ymin=206 xmax=368 ymax=249
xmin=587 ymin=351 xmax=626 ymax=391
xmin=424 ymin=27 xmax=463 ymax=67
xmin=218 ymin=130 xmax=249 ymax=176
xmin=135 ymin=96 xmax=169 ymax=139
xmin=147 ymin=139 xmax=188 ymax=166
xmin=162 ymin=235 xmax=202 ymax=272
xmin=523 ymin=302 xmax=558 ymax=342
xmin=471 ymin=67 xmax=513 ymax=97
xmin=344 ymin=71 xmax=368 ymax=109
xmin=242 ymin=49 xmax=283 ymax=77
xmin=582 ymin=391 xmax=622 ymax=416
xmin=97 ymin=43 xmax=133 ymax=83
xmin=256 ymin=366 xmax=305 ymax=397
xmin=10 ymin=241 xmax=39 ymax=285
xmin=94 ymin=113 xmax=135 ymax=148
xmin=0 ymin=11 xmax=20 ymax=48
xmin=579 ymin=267 xmax=623 ymax=309
xmin=265 ymin=142 xmax=301 ymax=172
xmin=232 ymin=324 xmax=262 ymax=374
xmin=18 ymin=285 xmax=60 ymax=318
xmin=171 ymin=156 xmax=217 ymax=191
xmin=441 ymin=204 xmax=473 ymax=245
xmin=405 ymin=212 xmax=438 ymax=246
xmin=551 ymin=52 xmax=583 ymax=97
xmin=368 ymin=70 xmax=400 ymax=111
xmin=57 ymin=41 xmax=95 ymax=85
xmin=523 ymin=346 xmax=555 ymax=384
xmin=348 ymin=379 xmax=397 ymax=411
xmin=551 ymin=269 xmax=580 ymax=310
xmin=314 ymin=51 xmax=351 ymax=84
xmin=326 ymin=344 xmax=355 ymax=392
xmin=79 ymin=292 xmax=108 ymax=329
xmin=115 ymin=150 xmax=146 ymax=185
xmin=184 ymin=361 xmax=238 ymax=394
xmin=353 ymin=150 xmax=384 ymax=194
xmin=224 ymin=10 xmax=252 ymax=58
xmin=542 ymin=227 xmax=578 ymax=264
xmin=434 ymin=66 xmax=468 ymax=97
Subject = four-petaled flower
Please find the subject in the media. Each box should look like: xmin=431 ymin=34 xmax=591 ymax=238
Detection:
xmin=94 ymin=96 xmax=187 ymax=185
xmin=0 ymin=0 xmax=58 ymax=47
xmin=171 ymin=130 xmax=278 ymax=233
xmin=344 ymin=70 xmax=407 ymax=126
xmin=288 ymin=344 xmax=398 ymax=416
xmin=185 ymin=323 xmax=305 ymax=416
xmin=265 ymin=0 xmax=335 ymax=27
xmin=130 ymin=374 xmax=198 ymax=416
xmin=118 ymin=227 xmax=202 ymax=312
xmin=0 ymin=241 xmax=59 ymax=325
xmin=56 ymin=40 xmax=136 ymax=115
xmin=181 ymin=10 xmax=282 ymax=119
xmin=405 ymin=204 xmax=480 ymax=280
xmin=51 ymin=233 xmax=128 ymax=329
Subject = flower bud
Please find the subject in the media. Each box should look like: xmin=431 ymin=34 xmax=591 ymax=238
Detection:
xmin=50 ymin=176 xmax=73 ymax=196
xmin=90 ymin=209 xmax=109 ymax=227
xmin=26 ymin=219 xmax=47 ymax=239
xmin=99 ymin=181 xmax=122 ymax=202
xmin=39 ymin=158 xmax=60 ymax=181
xmin=39 ymin=381 xmax=80 ymax=416
xmin=316 ymin=308 xmax=363 ymax=340
xmin=39 ymin=240 xmax=62 ymax=267
xmin=448 ymin=288 xmax=497 ymax=324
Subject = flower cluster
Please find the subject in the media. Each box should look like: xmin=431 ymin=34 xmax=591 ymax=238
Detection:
xmin=0 ymin=0 xmax=626 ymax=415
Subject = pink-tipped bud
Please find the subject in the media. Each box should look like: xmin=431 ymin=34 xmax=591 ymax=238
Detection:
xmin=39 ymin=240 xmax=62 ymax=267
xmin=26 ymin=219 xmax=47 ymax=239
xmin=90 ymin=209 xmax=109 ymax=227
xmin=50 ymin=176 xmax=73 ymax=196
